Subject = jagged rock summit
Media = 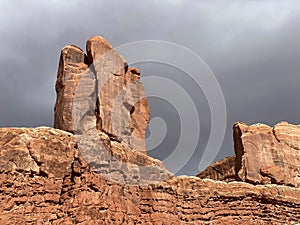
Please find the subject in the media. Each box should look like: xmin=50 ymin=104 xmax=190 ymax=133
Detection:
xmin=0 ymin=36 xmax=299 ymax=224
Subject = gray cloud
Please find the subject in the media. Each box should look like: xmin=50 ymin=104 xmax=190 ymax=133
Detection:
xmin=1 ymin=0 xmax=300 ymax=175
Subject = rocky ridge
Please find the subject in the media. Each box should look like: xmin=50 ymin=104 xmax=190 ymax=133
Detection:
xmin=1 ymin=127 xmax=300 ymax=224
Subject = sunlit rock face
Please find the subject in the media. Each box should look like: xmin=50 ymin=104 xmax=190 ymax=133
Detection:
xmin=234 ymin=121 xmax=300 ymax=187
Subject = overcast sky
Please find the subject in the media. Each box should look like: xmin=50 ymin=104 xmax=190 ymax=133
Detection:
xmin=1 ymin=0 xmax=300 ymax=175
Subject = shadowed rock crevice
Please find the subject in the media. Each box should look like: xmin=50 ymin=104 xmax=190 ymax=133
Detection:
xmin=272 ymin=126 xmax=281 ymax=144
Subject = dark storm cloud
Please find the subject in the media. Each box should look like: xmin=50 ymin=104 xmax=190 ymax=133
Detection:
xmin=1 ymin=0 xmax=300 ymax=175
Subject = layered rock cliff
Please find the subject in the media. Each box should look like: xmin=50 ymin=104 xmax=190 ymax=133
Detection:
xmin=0 ymin=36 xmax=300 ymax=224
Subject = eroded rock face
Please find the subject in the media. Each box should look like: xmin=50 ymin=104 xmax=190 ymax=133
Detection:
xmin=54 ymin=36 xmax=150 ymax=154
xmin=0 ymin=127 xmax=75 ymax=179
xmin=197 ymin=156 xmax=236 ymax=182
xmin=234 ymin=121 xmax=300 ymax=187
xmin=0 ymin=128 xmax=300 ymax=224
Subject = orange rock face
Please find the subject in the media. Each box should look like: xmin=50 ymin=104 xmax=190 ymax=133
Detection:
xmin=54 ymin=36 xmax=150 ymax=154
xmin=234 ymin=121 xmax=300 ymax=187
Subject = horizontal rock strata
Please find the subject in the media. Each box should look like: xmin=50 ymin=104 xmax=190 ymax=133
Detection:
xmin=0 ymin=128 xmax=299 ymax=224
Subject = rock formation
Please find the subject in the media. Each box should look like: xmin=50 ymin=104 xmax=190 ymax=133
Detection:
xmin=54 ymin=36 xmax=150 ymax=154
xmin=197 ymin=121 xmax=300 ymax=188
xmin=0 ymin=36 xmax=300 ymax=224
xmin=234 ymin=121 xmax=300 ymax=187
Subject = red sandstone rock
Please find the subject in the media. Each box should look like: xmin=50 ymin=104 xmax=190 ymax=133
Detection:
xmin=234 ymin=121 xmax=300 ymax=187
xmin=54 ymin=45 xmax=90 ymax=133
xmin=197 ymin=156 xmax=236 ymax=182
xmin=0 ymin=127 xmax=75 ymax=179
xmin=54 ymin=36 xmax=150 ymax=154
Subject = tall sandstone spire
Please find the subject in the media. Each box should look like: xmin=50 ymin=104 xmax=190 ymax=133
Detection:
xmin=54 ymin=36 xmax=150 ymax=154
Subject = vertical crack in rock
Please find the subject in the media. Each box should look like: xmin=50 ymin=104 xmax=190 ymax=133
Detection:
xmin=272 ymin=127 xmax=281 ymax=143
xmin=88 ymin=62 xmax=101 ymax=131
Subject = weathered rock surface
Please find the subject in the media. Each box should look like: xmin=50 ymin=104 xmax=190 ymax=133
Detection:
xmin=1 ymin=128 xmax=300 ymax=224
xmin=54 ymin=36 xmax=150 ymax=154
xmin=234 ymin=121 xmax=300 ymax=187
xmin=54 ymin=45 xmax=90 ymax=133
xmin=197 ymin=156 xmax=236 ymax=182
